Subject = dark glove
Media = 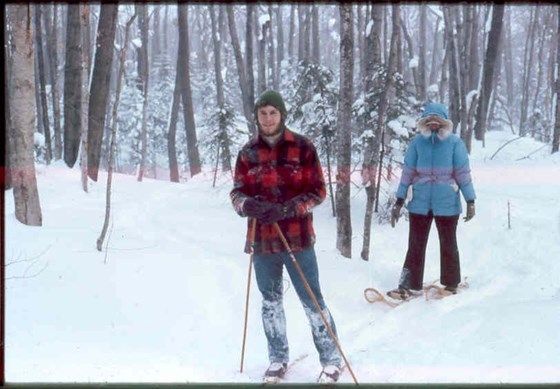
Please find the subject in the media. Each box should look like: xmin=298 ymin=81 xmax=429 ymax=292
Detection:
xmin=260 ymin=203 xmax=294 ymax=225
xmin=463 ymin=201 xmax=475 ymax=222
xmin=391 ymin=198 xmax=405 ymax=228
xmin=243 ymin=198 xmax=269 ymax=219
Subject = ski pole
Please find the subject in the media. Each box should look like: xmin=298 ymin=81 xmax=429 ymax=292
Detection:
xmin=240 ymin=218 xmax=257 ymax=373
xmin=273 ymin=223 xmax=359 ymax=385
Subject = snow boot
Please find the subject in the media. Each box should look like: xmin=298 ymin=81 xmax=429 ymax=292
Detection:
xmin=317 ymin=365 xmax=341 ymax=384
xmin=263 ymin=362 xmax=287 ymax=383
xmin=441 ymin=286 xmax=458 ymax=296
xmin=387 ymin=287 xmax=422 ymax=301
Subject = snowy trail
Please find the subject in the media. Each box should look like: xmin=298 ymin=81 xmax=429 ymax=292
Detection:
xmin=4 ymin=131 xmax=560 ymax=383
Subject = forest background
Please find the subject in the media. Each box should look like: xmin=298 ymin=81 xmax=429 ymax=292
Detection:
xmin=4 ymin=3 xmax=560 ymax=257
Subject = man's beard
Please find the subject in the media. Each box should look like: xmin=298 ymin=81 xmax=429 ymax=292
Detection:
xmin=258 ymin=122 xmax=285 ymax=139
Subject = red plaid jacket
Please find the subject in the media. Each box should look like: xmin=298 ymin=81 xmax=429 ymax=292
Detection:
xmin=231 ymin=128 xmax=326 ymax=254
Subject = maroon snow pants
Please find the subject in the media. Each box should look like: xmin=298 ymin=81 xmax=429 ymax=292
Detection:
xmin=398 ymin=211 xmax=461 ymax=290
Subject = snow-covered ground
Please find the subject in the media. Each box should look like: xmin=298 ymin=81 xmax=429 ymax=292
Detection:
xmin=5 ymin=131 xmax=560 ymax=384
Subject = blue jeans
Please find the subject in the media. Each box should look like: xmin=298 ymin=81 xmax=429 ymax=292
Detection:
xmin=253 ymin=247 xmax=342 ymax=367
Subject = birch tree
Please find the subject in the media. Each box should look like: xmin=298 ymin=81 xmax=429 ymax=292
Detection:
xmin=8 ymin=4 xmax=42 ymax=226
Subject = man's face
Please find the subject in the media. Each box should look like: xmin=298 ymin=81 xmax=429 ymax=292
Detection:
xmin=257 ymin=105 xmax=282 ymax=137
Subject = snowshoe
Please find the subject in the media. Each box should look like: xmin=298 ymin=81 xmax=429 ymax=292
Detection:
xmin=386 ymin=287 xmax=422 ymax=301
xmin=263 ymin=362 xmax=287 ymax=384
xmin=317 ymin=365 xmax=341 ymax=384
xmin=441 ymin=286 xmax=457 ymax=296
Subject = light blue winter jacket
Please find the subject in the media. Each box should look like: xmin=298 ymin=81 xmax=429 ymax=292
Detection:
xmin=396 ymin=131 xmax=476 ymax=216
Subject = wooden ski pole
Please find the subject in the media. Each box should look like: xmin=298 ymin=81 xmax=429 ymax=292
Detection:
xmin=240 ymin=218 xmax=257 ymax=373
xmin=273 ymin=223 xmax=359 ymax=385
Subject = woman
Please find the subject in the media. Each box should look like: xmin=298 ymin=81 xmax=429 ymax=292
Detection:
xmin=389 ymin=102 xmax=476 ymax=300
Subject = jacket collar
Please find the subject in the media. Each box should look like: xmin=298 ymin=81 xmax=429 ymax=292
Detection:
xmin=254 ymin=126 xmax=295 ymax=146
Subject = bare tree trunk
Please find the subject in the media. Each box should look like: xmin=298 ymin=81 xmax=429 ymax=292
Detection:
xmin=360 ymin=4 xmax=382 ymax=261
xmin=87 ymin=3 xmax=118 ymax=180
xmin=457 ymin=6 xmax=471 ymax=144
xmin=468 ymin=5 xmax=480 ymax=92
xmin=311 ymin=5 xmax=320 ymax=64
xmin=429 ymin=15 xmax=442 ymax=88
xmin=80 ymin=5 xmax=91 ymax=192
xmin=336 ymin=4 xmax=353 ymax=259
xmin=439 ymin=40 xmax=448 ymax=103
xmin=531 ymin=10 xmax=550 ymax=119
xmin=227 ymin=5 xmax=255 ymax=137
xmin=356 ymin=5 xmax=365 ymax=86
xmin=400 ymin=15 xmax=419 ymax=99
xmin=137 ymin=4 xmax=149 ymax=182
xmin=257 ymin=9 xmax=268 ymax=93
xmin=267 ymin=5 xmax=276 ymax=90
xmin=4 ymin=5 xmax=13 ymax=190
xmin=97 ymin=12 xmax=137 ymax=252
xmin=45 ymin=3 xmax=62 ymax=160
xmin=298 ymin=4 xmax=305 ymax=62
xmin=152 ymin=6 xmax=161 ymax=58
xmin=246 ymin=4 xmax=255 ymax=114
xmin=163 ymin=6 xmax=169 ymax=53
xmin=545 ymin=7 xmax=556 ymax=141
xmin=416 ymin=4 xmax=426 ymax=102
xmin=503 ymin=9 xmax=515 ymax=109
xmin=288 ymin=5 xmax=296 ymax=62
xmin=211 ymin=5 xmax=225 ymax=106
xmin=275 ymin=5 xmax=284 ymax=88
xmin=63 ymin=4 xmax=82 ymax=168
xmin=519 ymin=7 xmax=538 ymax=135
xmin=210 ymin=4 xmax=232 ymax=173
xmin=178 ymin=4 xmax=201 ymax=177
xmin=361 ymin=4 xmax=399 ymax=261
xmin=9 ymin=4 xmax=42 ymax=226
xmin=394 ymin=7 xmax=403 ymax=77
xmin=474 ymin=4 xmax=505 ymax=143
xmin=34 ymin=4 xmax=52 ymax=164
xmin=167 ymin=53 xmax=181 ymax=183
xmin=443 ymin=6 xmax=460 ymax=132
xmin=464 ymin=94 xmax=479 ymax=153
xmin=552 ymin=6 xmax=560 ymax=154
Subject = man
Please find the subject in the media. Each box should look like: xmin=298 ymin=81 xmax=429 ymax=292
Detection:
xmin=389 ymin=102 xmax=476 ymax=300
xmin=230 ymin=90 xmax=342 ymax=383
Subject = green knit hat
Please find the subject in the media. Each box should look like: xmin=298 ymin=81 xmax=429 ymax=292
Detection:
xmin=255 ymin=90 xmax=288 ymax=118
